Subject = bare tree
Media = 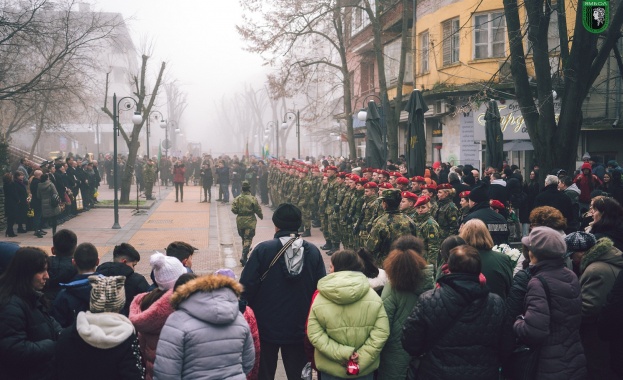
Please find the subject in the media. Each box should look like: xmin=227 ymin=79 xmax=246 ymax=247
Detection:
xmin=101 ymin=54 xmax=166 ymax=203
xmin=164 ymin=81 xmax=188 ymax=154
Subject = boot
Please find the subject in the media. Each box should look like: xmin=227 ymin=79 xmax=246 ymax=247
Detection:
xmin=301 ymin=229 xmax=311 ymax=237
xmin=320 ymin=242 xmax=332 ymax=250
xmin=34 ymin=230 xmax=44 ymax=238
xmin=312 ymin=220 xmax=321 ymax=228
xmin=240 ymin=248 xmax=249 ymax=267
xmin=326 ymin=242 xmax=340 ymax=256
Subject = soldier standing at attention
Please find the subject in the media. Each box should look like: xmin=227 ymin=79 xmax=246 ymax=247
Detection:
xmin=232 ymin=181 xmax=263 ymax=266
xmin=355 ymin=181 xmax=378 ymax=246
xmin=297 ymin=168 xmax=313 ymax=237
xmin=143 ymin=159 xmax=156 ymax=200
xmin=365 ymin=189 xmax=417 ymax=268
xmin=412 ymin=195 xmax=441 ymax=269
xmin=399 ymin=191 xmax=419 ymax=220
xmin=435 ymin=183 xmax=460 ymax=241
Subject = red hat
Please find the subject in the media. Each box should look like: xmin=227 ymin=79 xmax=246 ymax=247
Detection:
xmin=411 ymin=176 xmax=426 ymax=183
xmin=379 ymin=182 xmax=394 ymax=189
xmin=459 ymin=191 xmax=471 ymax=199
xmin=414 ymin=195 xmax=431 ymax=208
xmin=490 ymin=200 xmax=506 ymax=210
xmin=389 ymin=171 xmax=399 ymax=177
xmin=432 ymin=161 xmax=442 ymax=169
xmin=396 ymin=177 xmax=409 ymax=185
xmin=350 ymin=174 xmax=361 ymax=182
xmin=421 ymin=184 xmax=437 ymax=191
xmin=401 ymin=191 xmax=418 ymax=202
xmin=326 ymin=165 xmax=338 ymax=171
xmin=363 ymin=182 xmax=378 ymax=189
xmin=437 ymin=183 xmax=453 ymax=190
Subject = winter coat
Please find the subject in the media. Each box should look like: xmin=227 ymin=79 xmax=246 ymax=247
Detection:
xmin=0 ymin=293 xmax=62 ymax=380
xmin=513 ymin=259 xmax=586 ymax=380
xmin=37 ymin=180 xmax=61 ymax=218
xmin=240 ymin=230 xmax=326 ymax=344
xmin=591 ymin=222 xmax=623 ymax=252
xmin=520 ymin=180 xmax=540 ymax=223
xmin=44 ymin=256 xmax=77 ymax=301
xmin=377 ymin=266 xmax=435 ymax=380
xmin=578 ymin=238 xmax=623 ymax=379
xmin=401 ymin=273 xmax=508 ymax=380
xmin=29 ymin=177 xmax=42 ymax=212
xmin=96 ymin=262 xmax=150 ymax=316
xmin=462 ymin=202 xmax=510 ymax=245
xmin=488 ymin=179 xmax=509 ymax=205
xmin=216 ymin=166 xmax=230 ymax=185
xmin=129 ymin=289 xmax=175 ymax=380
xmin=479 ymin=248 xmax=514 ymax=299
xmin=153 ymin=275 xmax=255 ymax=380
xmin=14 ymin=180 xmax=28 ymax=223
xmin=574 ymin=163 xmax=603 ymax=203
xmin=307 ymin=271 xmax=390 ymax=378
xmin=3 ymin=181 xmax=20 ymax=219
xmin=172 ymin=165 xmax=185 ymax=183
xmin=55 ymin=311 xmax=144 ymax=380
xmin=599 ymin=270 xmax=623 ymax=377
xmin=505 ymin=267 xmax=532 ymax=321
xmin=51 ymin=273 xmax=95 ymax=328
xmin=533 ymin=184 xmax=575 ymax=230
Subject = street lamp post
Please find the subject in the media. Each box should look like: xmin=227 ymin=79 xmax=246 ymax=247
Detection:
xmin=266 ymin=121 xmax=278 ymax=158
xmin=282 ymin=110 xmax=300 ymax=159
xmin=146 ymin=110 xmax=165 ymax=158
xmin=112 ymin=93 xmax=142 ymax=229
xmin=357 ymin=95 xmax=386 ymax=164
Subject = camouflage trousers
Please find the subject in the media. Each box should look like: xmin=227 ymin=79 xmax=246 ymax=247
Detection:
xmin=237 ymin=227 xmax=256 ymax=252
xmin=329 ymin=212 xmax=341 ymax=245
xmin=321 ymin=213 xmax=330 ymax=241
xmin=339 ymin=222 xmax=353 ymax=250
xmin=358 ymin=231 xmax=370 ymax=252
xmin=299 ymin=206 xmax=312 ymax=230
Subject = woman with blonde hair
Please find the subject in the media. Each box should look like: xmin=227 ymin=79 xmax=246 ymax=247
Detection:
xmin=460 ymin=219 xmax=513 ymax=298
xmin=377 ymin=236 xmax=434 ymax=380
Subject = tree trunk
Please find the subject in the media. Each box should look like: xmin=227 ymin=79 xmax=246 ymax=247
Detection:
xmin=120 ymin=138 xmax=140 ymax=203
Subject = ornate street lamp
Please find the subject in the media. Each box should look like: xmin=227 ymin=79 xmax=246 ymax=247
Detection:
xmin=146 ymin=110 xmax=165 ymax=158
xmin=282 ymin=110 xmax=300 ymax=159
xmin=112 ymin=93 xmax=142 ymax=229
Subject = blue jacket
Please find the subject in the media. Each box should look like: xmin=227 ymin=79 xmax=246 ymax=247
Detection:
xmin=51 ymin=273 xmax=100 ymax=328
xmin=240 ymin=230 xmax=326 ymax=344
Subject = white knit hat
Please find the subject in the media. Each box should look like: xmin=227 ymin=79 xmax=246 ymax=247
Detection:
xmin=151 ymin=252 xmax=186 ymax=291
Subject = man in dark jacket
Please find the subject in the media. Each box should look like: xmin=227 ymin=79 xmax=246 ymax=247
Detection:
xmin=52 ymin=243 xmax=100 ymax=328
xmin=488 ymin=172 xmax=509 ymax=205
xmin=45 ymin=229 xmax=78 ymax=302
xmin=533 ymin=175 xmax=575 ymax=232
xmin=402 ymin=244 xmax=510 ymax=379
xmin=240 ymin=203 xmax=326 ymax=380
xmin=449 ymin=171 xmax=470 ymax=207
xmin=96 ymin=243 xmax=149 ymax=316
xmin=462 ymin=185 xmax=510 ymax=245
xmin=216 ymin=161 xmax=231 ymax=203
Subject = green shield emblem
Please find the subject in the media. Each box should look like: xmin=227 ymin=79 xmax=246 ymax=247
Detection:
xmin=583 ymin=1 xmax=609 ymax=33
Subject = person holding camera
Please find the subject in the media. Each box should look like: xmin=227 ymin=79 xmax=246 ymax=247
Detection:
xmin=172 ymin=160 xmax=185 ymax=202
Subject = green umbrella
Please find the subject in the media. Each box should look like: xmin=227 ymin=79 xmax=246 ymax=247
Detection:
xmin=485 ymin=100 xmax=504 ymax=170
xmin=405 ymin=89 xmax=428 ymax=177
xmin=365 ymin=101 xmax=385 ymax=169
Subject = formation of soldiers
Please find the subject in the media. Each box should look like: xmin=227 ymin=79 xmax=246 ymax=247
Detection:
xmin=266 ymin=160 xmax=469 ymax=270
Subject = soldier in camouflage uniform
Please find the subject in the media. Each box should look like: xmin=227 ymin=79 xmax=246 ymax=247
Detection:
xmin=311 ymin=167 xmax=323 ymax=227
xmin=143 ymin=159 xmax=156 ymax=200
xmin=296 ymin=168 xmax=314 ymax=237
xmin=410 ymin=176 xmax=426 ymax=196
xmin=346 ymin=176 xmax=365 ymax=249
xmin=231 ymin=181 xmax=263 ymax=266
xmin=435 ymin=183 xmax=460 ymax=241
xmin=327 ymin=173 xmax=347 ymax=255
xmin=366 ymin=182 xmax=393 ymax=232
xmin=458 ymin=190 xmax=471 ymax=225
xmin=396 ymin=176 xmax=410 ymax=192
xmin=321 ymin=166 xmax=339 ymax=253
xmin=412 ymin=195 xmax=441 ymax=269
xmin=339 ymin=175 xmax=357 ymax=249
xmin=355 ymin=181 xmax=378 ymax=247
xmin=365 ymin=189 xmax=417 ymax=268
xmin=399 ymin=191 xmax=418 ymax=220
xmin=318 ymin=174 xmax=331 ymax=249
xmin=421 ymin=184 xmax=438 ymax=216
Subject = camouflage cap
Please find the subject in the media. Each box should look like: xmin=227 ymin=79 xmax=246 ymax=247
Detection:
xmin=379 ymin=188 xmax=402 ymax=203
xmin=242 ymin=181 xmax=251 ymax=190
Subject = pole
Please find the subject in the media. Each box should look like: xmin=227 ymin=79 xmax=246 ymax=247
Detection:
xmin=165 ymin=125 xmax=169 ymax=160
xmin=275 ymin=124 xmax=279 ymax=159
xmin=146 ymin=115 xmax=150 ymax=159
xmin=112 ymin=93 xmax=121 ymax=229
xmin=296 ymin=110 xmax=301 ymax=159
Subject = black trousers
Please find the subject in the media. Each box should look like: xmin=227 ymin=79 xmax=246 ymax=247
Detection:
xmin=258 ymin=340 xmax=307 ymax=380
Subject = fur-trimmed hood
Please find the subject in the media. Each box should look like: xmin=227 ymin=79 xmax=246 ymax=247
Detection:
xmin=581 ymin=237 xmax=623 ymax=273
xmin=170 ymin=275 xmax=243 ymax=325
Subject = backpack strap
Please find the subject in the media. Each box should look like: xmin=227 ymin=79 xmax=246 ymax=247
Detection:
xmin=260 ymin=237 xmax=296 ymax=282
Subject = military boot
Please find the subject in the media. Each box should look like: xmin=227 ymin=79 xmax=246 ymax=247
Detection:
xmin=326 ymin=242 xmax=340 ymax=256
xmin=320 ymin=242 xmax=332 ymax=250
xmin=301 ymin=229 xmax=311 ymax=237
xmin=240 ymin=248 xmax=249 ymax=267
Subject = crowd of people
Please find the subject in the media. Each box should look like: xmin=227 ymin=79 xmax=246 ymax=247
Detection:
xmin=2 ymin=150 xmax=623 ymax=380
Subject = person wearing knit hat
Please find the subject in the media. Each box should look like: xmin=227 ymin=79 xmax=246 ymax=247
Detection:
xmin=129 ymin=253 xmax=185 ymax=380
xmin=514 ymin=226 xmax=587 ymax=379
xmin=469 ymin=185 xmax=489 ymax=204
xmin=55 ymin=274 xmax=145 ymax=379
xmin=232 ymin=180 xmax=264 ymax=267
xmin=564 ymin=233 xmax=623 ymax=378
xmin=272 ymin=203 xmax=302 ymax=231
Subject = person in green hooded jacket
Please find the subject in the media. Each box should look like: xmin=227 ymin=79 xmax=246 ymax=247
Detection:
xmin=307 ymin=248 xmax=390 ymax=379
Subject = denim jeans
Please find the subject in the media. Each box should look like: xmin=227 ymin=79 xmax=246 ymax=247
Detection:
xmin=220 ymin=183 xmax=230 ymax=202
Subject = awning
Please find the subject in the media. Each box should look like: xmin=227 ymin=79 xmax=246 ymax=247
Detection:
xmin=503 ymin=140 xmax=534 ymax=151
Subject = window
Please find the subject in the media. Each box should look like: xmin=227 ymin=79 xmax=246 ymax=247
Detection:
xmin=360 ymin=61 xmax=375 ymax=93
xmin=420 ymin=31 xmax=429 ymax=73
xmin=442 ymin=18 xmax=460 ymax=66
xmin=474 ymin=12 xmax=506 ymax=59
xmin=351 ymin=0 xmax=376 ymax=36
xmin=383 ymin=37 xmax=413 ymax=85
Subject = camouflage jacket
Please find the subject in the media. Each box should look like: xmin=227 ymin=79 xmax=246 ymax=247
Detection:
xmin=143 ymin=164 xmax=156 ymax=183
xmin=367 ymin=198 xmax=385 ymax=231
xmin=290 ymin=177 xmax=302 ymax=205
xmin=297 ymin=178 xmax=314 ymax=209
xmin=348 ymin=189 xmax=365 ymax=223
xmin=413 ymin=212 xmax=441 ymax=267
xmin=319 ymin=183 xmax=329 ymax=214
xmin=365 ymin=210 xmax=417 ymax=268
xmin=231 ymin=191 xmax=263 ymax=229
xmin=339 ymin=188 xmax=354 ymax=222
xmin=402 ymin=206 xmax=418 ymax=221
xmin=324 ymin=177 xmax=338 ymax=214
xmin=358 ymin=194 xmax=378 ymax=233
xmin=434 ymin=198 xmax=459 ymax=240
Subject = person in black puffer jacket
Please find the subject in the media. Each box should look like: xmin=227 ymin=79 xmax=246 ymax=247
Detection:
xmin=0 ymin=247 xmax=62 ymax=380
xmin=402 ymin=245 xmax=510 ymax=380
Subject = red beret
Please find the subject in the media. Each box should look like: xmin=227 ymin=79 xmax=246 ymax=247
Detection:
xmin=437 ymin=183 xmax=453 ymax=190
xmin=411 ymin=176 xmax=426 ymax=183
xmin=350 ymin=175 xmax=361 ymax=182
xmin=396 ymin=177 xmax=409 ymax=185
xmin=414 ymin=195 xmax=431 ymax=207
xmin=379 ymin=182 xmax=394 ymax=189
xmin=363 ymin=182 xmax=378 ymax=189
xmin=459 ymin=191 xmax=470 ymax=199
xmin=401 ymin=191 xmax=418 ymax=202
xmin=490 ymin=200 xmax=506 ymax=210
